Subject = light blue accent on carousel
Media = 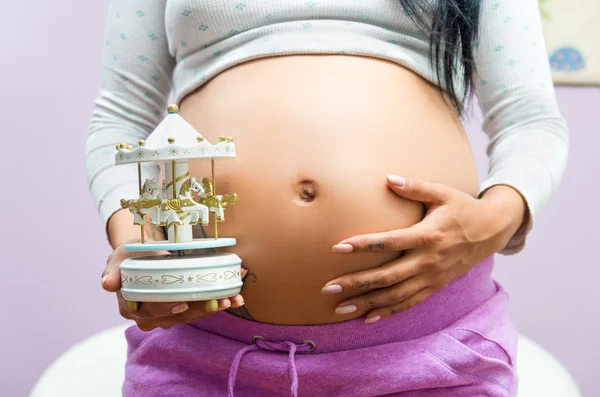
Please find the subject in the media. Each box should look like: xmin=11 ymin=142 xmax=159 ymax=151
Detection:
xmin=549 ymin=47 xmax=586 ymax=72
xmin=121 ymin=282 xmax=243 ymax=294
xmin=120 ymin=260 xmax=241 ymax=271
xmin=124 ymin=237 xmax=236 ymax=252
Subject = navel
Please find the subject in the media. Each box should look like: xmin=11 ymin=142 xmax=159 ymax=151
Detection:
xmin=295 ymin=180 xmax=319 ymax=204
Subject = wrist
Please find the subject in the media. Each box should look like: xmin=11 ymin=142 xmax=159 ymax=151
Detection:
xmin=107 ymin=209 xmax=139 ymax=249
xmin=480 ymin=184 xmax=527 ymax=237
xmin=107 ymin=209 xmax=166 ymax=249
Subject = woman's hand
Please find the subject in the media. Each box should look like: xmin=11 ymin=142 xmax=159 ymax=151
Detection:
xmin=322 ymin=175 xmax=526 ymax=324
xmin=102 ymin=244 xmax=247 ymax=331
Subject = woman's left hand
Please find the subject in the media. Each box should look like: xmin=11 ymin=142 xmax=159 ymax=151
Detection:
xmin=322 ymin=174 xmax=526 ymax=324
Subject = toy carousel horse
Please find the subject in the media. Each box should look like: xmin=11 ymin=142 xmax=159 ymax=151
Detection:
xmin=190 ymin=177 xmax=238 ymax=221
xmin=120 ymin=179 xmax=162 ymax=225
xmin=121 ymin=178 xmax=210 ymax=227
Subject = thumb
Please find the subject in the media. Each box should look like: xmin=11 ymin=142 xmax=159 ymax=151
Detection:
xmin=101 ymin=250 xmax=129 ymax=293
xmin=386 ymin=174 xmax=449 ymax=205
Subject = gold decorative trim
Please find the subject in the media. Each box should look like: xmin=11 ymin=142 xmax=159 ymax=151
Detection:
xmin=161 ymin=275 xmax=184 ymax=284
xmin=122 ymin=269 xmax=242 ymax=286
xmin=134 ymin=276 xmax=153 ymax=285
xmin=197 ymin=273 xmax=218 ymax=282
xmin=166 ymin=220 xmax=183 ymax=229
xmin=166 ymin=172 xmax=190 ymax=191
xmin=137 ymin=163 xmax=145 ymax=244
xmin=179 ymin=179 xmax=191 ymax=195
xmin=212 ymin=158 xmax=218 ymax=239
xmin=162 ymin=198 xmax=182 ymax=211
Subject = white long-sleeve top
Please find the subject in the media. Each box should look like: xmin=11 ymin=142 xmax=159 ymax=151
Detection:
xmin=86 ymin=0 xmax=569 ymax=254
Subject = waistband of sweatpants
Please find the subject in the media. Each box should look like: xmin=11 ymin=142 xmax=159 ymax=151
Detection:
xmin=190 ymin=256 xmax=498 ymax=353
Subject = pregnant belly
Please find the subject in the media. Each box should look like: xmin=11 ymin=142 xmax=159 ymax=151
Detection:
xmin=179 ymin=55 xmax=479 ymax=325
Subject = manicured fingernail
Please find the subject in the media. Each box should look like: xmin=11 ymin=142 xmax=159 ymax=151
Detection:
xmin=335 ymin=305 xmax=357 ymax=315
xmin=219 ymin=299 xmax=231 ymax=310
xmin=205 ymin=299 xmax=219 ymax=312
xmin=241 ymin=268 xmax=248 ymax=278
xmin=101 ymin=274 xmax=108 ymax=287
xmin=321 ymin=285 xmax=343 ymax=295
xmin=231 ymin=296 xmax=245 ymax=305
xmin=387 ymin=174 xmax=406 ymax=187
xmin=332 ymin=244 xmax=354 ymax=253
xmin=171 ymin=303 xmax=189 ymax=314
xmin=365 ymin=315 xmax=381 ymax=324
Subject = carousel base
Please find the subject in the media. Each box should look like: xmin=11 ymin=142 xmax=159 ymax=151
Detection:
xmin=120 ymin=252 xmax=242 ymax=302
xmin=120 ymin=287 xmax=243 ymax=302
xmin=124 ymin=237 xmax=236 ymax=252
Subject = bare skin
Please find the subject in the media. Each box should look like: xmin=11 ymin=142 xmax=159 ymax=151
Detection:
xmin=176 ymin=55 xmax=480 ymax=325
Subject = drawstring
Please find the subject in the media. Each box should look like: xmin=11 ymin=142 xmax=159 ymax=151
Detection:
xmin=228 ymin=337 xmax=316 ymax=397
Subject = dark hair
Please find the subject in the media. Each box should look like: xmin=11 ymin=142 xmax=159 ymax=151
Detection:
xmin=400 ymin=0 xmax=482 ymax=115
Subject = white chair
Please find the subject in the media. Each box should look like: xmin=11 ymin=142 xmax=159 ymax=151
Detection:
xmin=30 ymin=325 xmax=582 ymax=397
xmin=515 ymin=334 xmax=582 ymax=397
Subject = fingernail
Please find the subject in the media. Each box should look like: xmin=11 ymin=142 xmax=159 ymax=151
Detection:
xmin=219 ymin=299 xmax=231 ymax=310
xmin=231 ymin=295 xmax=245 ymax=305
xmin=387 ymin=174 xmax=406 ymax=187
xmin=321 ymin=285 xmax=343 ymax=295
xmin=332 ymin=244 xmax=353 ymax=253
xmin=335 ymin=304 xmax=357 ymax=315
xmin=205 ymin=299 xmax=219 ymax=312
xmin=241 ymin=268 xmax=248 ymax=278
xmin=365 ymin=315 xmax=381 ymax=324
xmin=101 ymin=274 xmax=108 ymax=287
xmin=171 ymin=303 xmax=189 ymax=314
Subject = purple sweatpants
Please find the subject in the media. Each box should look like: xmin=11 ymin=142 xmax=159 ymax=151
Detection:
xmin=123 ymin=257 xmax=518 ymax=396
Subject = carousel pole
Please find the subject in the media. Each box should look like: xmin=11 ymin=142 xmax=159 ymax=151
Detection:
xmin=137 ymin=162 xmax=145 ymax=244
xmin=172 ymin=160 xmax=178 ymax=243
xmin=138 ymin=139 xmax=147 ymax=244
xmin=212 ymin=158 xmax=218 ymax=239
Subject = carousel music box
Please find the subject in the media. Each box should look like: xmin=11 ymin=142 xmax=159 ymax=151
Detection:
xmin=115 ymin=104 xmax=241 ymax=309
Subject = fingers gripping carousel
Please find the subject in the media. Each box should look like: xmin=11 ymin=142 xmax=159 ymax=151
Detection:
xmin=115 ymin=104 xmax=241 ymax=309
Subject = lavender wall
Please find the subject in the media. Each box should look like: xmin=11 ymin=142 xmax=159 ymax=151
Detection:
xmin=0 ymin=1 xmax=598 ymax=396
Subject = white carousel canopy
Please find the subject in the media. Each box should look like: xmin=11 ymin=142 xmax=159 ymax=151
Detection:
xmin=115 ymin=104 xmax=236 ymax=165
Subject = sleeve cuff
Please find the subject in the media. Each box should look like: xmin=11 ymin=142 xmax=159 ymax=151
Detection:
xmin=90 ymin=162 xmax=160 ymax=231
xmin=98 ymin=181 xmax=141 ymax=228
xmin=478 ymin=154 xmax=554 ymax=255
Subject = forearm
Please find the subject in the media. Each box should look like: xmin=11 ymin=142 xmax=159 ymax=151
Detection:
xmin=86 ymin=0 xmax=174 ymax=233
xmin=107 ymin=209 xmax=166 ymax=249
xmin=479 ymin=184 xmax=527 ymax=243
xmin=472 ymin=0 xmax=568 ymax=255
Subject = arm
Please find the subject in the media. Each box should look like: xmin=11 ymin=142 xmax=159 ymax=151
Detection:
xmin=107 ymin=209 xmax=166 ymax=249
xmin=473 ymin=0 xmax=569 ymax=254
xmin=91 ymin=1 xmax=249 ymax=329
xmin=86 ymin=0 xmax=175 ymax=245
xmin=321 ymin=0 xmax=570 ymax=321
